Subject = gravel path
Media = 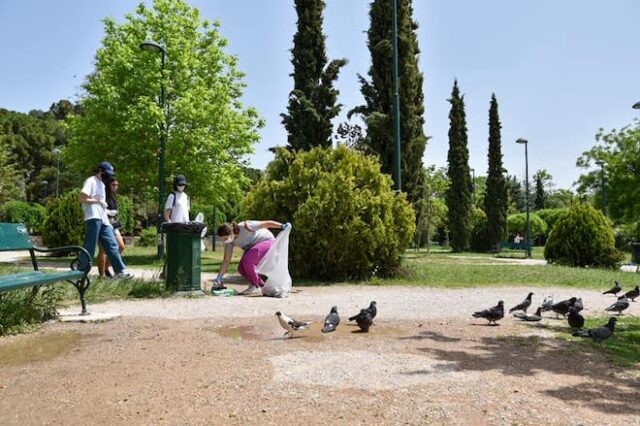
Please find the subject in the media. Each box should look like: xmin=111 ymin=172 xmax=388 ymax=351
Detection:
xmin=61 ymin=285 xmax=627 ymax=321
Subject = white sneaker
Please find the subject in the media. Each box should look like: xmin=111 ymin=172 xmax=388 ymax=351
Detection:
xmin=239 ymin=285 xmax=259 ymax=296
xmin=115 ymin=270 xmax=134 ymax=280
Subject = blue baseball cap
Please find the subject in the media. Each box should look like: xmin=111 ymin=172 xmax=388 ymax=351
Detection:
xmin=99 ymin=161 xmax=116 ymax=176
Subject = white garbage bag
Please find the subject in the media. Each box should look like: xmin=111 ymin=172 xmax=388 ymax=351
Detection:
xmin=256 ymin=228 xmax=292 ymax=298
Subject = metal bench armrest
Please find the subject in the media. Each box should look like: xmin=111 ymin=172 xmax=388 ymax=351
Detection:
xmin=32 ymin=245 xmax=92 ymax=272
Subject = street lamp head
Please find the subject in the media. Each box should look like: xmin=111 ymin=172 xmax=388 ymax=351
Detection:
xmin=595 ymin=160 xmax=605 ymax=167
xmin=140 ymin=40 xmax=165 ymax=54
xmin=516 ymin=138 xmax=528 ymax=145
xmin=633 ymin=101 xmax=640 ymax=110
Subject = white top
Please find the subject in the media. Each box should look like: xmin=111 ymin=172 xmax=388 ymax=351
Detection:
xmin=165 ymin=191 xmax=190 ymax=223
xmin=228 ymin=220 xmax=275 ymax=251
xmin=80 ymin=176 xmax=111 ymax=225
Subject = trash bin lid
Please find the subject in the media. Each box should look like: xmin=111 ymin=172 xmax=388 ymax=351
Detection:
xmin=163 ymin=222 xmax=207 ymax=234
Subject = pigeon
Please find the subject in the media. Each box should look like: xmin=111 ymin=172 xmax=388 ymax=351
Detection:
xmin=567 ymin=306 xmax=585 ymax=329
xmin=541 ymin=296 xmax=555 ymax=312
xmin=573 ymin=297 xmax=584 ymax=313
xmin=605 ymin=295 xmax=630 ymax=315
xmin=349 ymin=301 xmax=377 ymax=322
xmin=550 ymin=297 xmax=577 ymax=318
xmin=624 ymin=286 xmax=639 ymax=302
xmin=321 ymin=306 xmax=340 ymax=333
xmin=513 ymin=306 xmax=542 ymax=322
xmin=275 ymin=311 xmax=312 ymax=338
xmin=572 ymin=317 xmax=617 ymax=347
xmin=509 ymin=292 xmax=534 ymax=313
xmin=351 ymin=309 xmax=373 ymax=332
xmin=472 ymin=301 xmax=504 ymax=325
xmin=602 ymin=281 xmax=622 ymax=296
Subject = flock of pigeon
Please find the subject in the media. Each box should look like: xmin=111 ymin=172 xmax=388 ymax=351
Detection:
xmin=472 ymin=281 xmax=639 ymax=346
xmin=275 ymin=301 xmax=377 ymax=338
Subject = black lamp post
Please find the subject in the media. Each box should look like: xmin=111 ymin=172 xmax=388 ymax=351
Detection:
xmin=52 ymin=148 xmax=61 ymax=198
xmin=140 ymin=39 xmax=167 ymax=260
xmin=391 ymin=0 xmax=401 ymax=192
xmin=595 ymin=160 xmax=607 ymax=217
xmin=516 ymin=138 xmax=531 ymax=258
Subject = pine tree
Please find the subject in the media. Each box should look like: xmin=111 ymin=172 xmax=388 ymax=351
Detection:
xmin=484 ymin=94 xmax=508 ymax=248
xmin=445 ymin=81 xmax=472 ymax=252
xmin=534 ymin=174 xmax=546 ymax=210
xmin=281 ymin=0 xmax=347 ymax=151
xmin=350 ymin=0 xmax=427 ymax=204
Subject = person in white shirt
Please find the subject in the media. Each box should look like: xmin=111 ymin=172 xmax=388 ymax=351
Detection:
xmin=78 ymin=162 xmax=132 ymax=279
xmin=164 ymin=175 xmax=190 ymax=224
xmin=214 ymin=220 xmax=291 ymax=295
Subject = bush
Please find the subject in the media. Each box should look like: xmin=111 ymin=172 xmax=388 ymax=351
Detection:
xmin=536 ymin=208 xmax=568 ymax=237
xmin=544 ymin=203 xmax=624 ymax=268
xmin=507 ymin=213 xmax=547 ymax=240
xmin=614 ymin=222 xmax=639 ymax=251
xmin=0 ymin=285 xmax=64 ymax=335
xmin=138 ymin=227 xmax=158 ymax=247
xmin=242 ymin=146 xmax=416 ymax=280
xmin=42 ymin=189 xmax=85 ymax=248
xmin=116 ymin=195 xmax=135 ymax=235
xmin=469 ymin=208 xmax=490 ymax=252
xmin=0 ymin=201 xmax=47 ymax=234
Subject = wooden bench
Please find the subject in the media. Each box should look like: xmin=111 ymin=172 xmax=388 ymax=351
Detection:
xmin=0 ymin=223 xmax=92 ymax=315
xmin=492 ymin=241 xmax=533 ymax=257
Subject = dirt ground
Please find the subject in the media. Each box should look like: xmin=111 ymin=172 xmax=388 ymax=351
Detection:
xmin=0 ymin=286 xmax=639 ymax=425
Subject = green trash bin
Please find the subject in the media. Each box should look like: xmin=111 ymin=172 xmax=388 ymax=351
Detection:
xmin=631 ymin=243 xmax=640 ymax=265
xmin=163 ymin=222 xmax=206 ymax=293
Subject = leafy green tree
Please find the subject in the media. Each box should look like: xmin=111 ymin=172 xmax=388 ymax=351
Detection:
xmin=415 ymin=166 xmax=448 ymax=248
xmin=350 ymin=0 xmax=427 ymax=204
xmin=484 ymin=94 xmax=507 ymax=248
xmin=281 ymin=0 xmax=346 ymax=150
xmin=534 ymin=174 xmax=545 ymax=210
xmin=445 ymin=81 xmax=472 ymax=252
xmin=544 ymin=203 xmax=623 ymax=268
xmin=66 ymin=0 xmax=263 ymax=205
xmin=546 ymin=188 xmax=575 ymax=209
xmin=507 ymin=213 xmax=547 ymax=240
xmin=0 ymin=137 xmax=23 ymax=204
xmin=576 ymin=121 xmax=640 ymax=223
xmin=242 ymin=145 xmax=415 ymax=280
xmin=505 ymin=174 xmax=525 ymax=214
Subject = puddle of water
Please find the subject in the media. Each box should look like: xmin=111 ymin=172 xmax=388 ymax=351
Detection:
xmin=213 ymin=325 xmax=262 ymax=341
xmin=0 ymin=332 xmax=86 ymax=368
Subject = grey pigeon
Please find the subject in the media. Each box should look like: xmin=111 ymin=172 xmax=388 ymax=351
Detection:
xmin=603 ymin=281 xmax=622 ymax=296
xmin=605 ymin=295 xmax=630 ymax=315
xmin=541 ymin=296 xmax=555 ymax=312
xmin=349 ymin=301 xmax=377 ymax=322
xmin=624 ymin=286 xmax=639 ymax=302
xmin=321 ymin=306 xmax=340 ymax=333
xmin=472 ymin=301 xmax=504 ymax=325
xmin=573 ymin=297 xmax=584 ymax=313
xmin=567 ymin=306 xmax=584 ymax=329
xmin=509 ymin=292 xmax=534 ymax=313
xmin=275 ymin=311 xmax=312 ymax=338
xmin=352 ymin=309 xmax=373 ymax=332
xmin=572 ymin=317 xmax=617 ymax=347
xmin=514 ymin=306 xmax=542 ymax=322
xmin=551 ymin=297 xmax=577 ymax=318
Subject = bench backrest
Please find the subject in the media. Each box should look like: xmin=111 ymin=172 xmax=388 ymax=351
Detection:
xmin=0 ymin=223 xmax=35 ymax=251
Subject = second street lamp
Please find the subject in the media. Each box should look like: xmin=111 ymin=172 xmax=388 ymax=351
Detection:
xmin=140 ymin=39 xmax=167 ymax=260
xmin=516 ymin=138 xmax=532 ymax=258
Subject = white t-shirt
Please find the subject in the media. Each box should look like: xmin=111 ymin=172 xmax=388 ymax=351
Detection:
xmin=165 ymin=191 xmax=190 ymax=223
xmin=228 ymin=220 xmax=275 ymax=251
xmin=80 ymin=176 xmax=111 ymax=225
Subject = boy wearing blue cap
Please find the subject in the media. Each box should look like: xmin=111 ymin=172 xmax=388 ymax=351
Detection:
xmin=78 ymin=162 xmax=133 ymax=279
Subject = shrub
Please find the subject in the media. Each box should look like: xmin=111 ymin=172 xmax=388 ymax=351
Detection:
xmin=116 ymin=195 xmax=135 ymax=235
xmin=507 ymin=213 xmax=547 ymax=240
xmin=536 ymin=208 xmax=568 ymax=237
xmin=242 ymin=146 xmax=416 ymax=280
xmin=469 ymin=208 xmax=490 ymax=252
xmin=544 ymin=203 xmax=624 ymax=268
xmin=0 ymin=285 xmax=64 ymax=335
xmin=138 ymin=227 xmax=158 ymax=247
xmin=0 ymin=201 xmax=47 ymax=234
xmin=42 ymin=189 xmax=85 ymax=248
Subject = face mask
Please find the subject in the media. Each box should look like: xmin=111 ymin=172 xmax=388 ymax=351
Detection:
xmin=100 ymin=172 xmax=110 ymax=181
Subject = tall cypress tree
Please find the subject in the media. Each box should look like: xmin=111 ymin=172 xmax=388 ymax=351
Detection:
xmin=350 ymin=0 xmax=427 ymax=204
xmin=534 ymin=175 xmax=546 ymax=210
xmin=446 ymin=81 xmax=472 ymax=252
xmin=484 ymin=94 xmax=507 ymax=248
xmin=281 ymin=0 xmax=347 ymax=151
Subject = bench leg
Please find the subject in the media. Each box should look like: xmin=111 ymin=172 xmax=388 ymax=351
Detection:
xmin=73 ymin=277 xmax=91 ymax=316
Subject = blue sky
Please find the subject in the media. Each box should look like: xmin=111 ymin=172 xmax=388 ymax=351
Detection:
xmin=1 ymin=0 xmax=639 ymax=188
